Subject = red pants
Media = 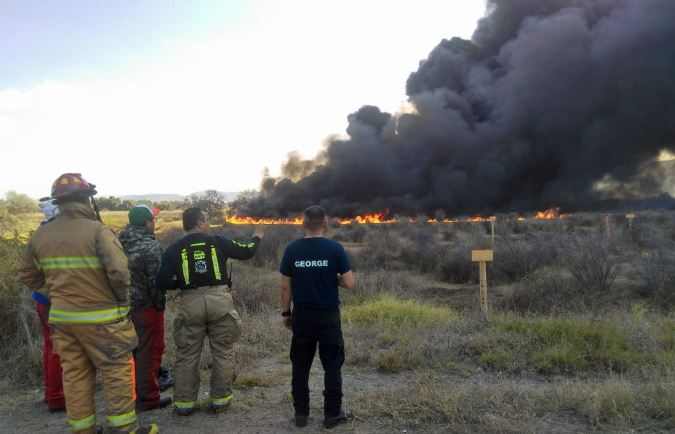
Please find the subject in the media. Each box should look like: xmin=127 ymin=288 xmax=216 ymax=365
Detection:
xmin=36 ymin=303 xmax=65 ymax=410
xmin=131 ymin=307 xmax=165 ymax=406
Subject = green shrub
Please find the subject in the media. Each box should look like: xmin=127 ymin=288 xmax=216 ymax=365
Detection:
xmin=376 ymin=351 xmax=405 ymax=373
xmin=0 ymin=237 xmax=42 ymax=387
xmin=496 ymin=316 xmax=651 ymax=373
xmin=343 ymin=297 xmax=457 ymax=328
xmin=233 ymin=374 xmax=279 ymax=389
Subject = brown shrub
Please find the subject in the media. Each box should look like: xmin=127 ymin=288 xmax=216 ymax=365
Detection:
xmin=564 ymin=234 xmax=620 ymax=293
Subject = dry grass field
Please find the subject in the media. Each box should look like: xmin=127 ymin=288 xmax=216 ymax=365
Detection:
xmin=1 ymin=210 xmax=674 ymax=433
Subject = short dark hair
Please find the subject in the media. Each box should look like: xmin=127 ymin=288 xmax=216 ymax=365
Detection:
xmin=53 ymin=192 xmax=90 ymax=206
xmin=303 ymin=205 xmax=326 ymax=230
xmin=183 ymin=207 xmax=206 ymax=231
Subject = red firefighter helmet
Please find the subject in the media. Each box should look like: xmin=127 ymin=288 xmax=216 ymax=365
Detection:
xmin=51 ymin=173 xmax=97 ymax=199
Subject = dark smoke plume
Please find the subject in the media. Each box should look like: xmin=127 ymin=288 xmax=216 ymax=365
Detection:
xmin=248 ymin=0 xmax=675 ymax=217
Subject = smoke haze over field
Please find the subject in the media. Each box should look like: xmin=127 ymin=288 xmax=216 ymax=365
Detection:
xmin=246 ymin=0 xmax=675 ymax=217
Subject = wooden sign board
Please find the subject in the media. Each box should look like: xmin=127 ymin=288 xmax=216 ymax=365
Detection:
xmin=472 ymin=250 xmax=494 ymax=262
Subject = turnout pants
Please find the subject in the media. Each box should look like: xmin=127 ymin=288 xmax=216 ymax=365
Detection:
xmin=290 ymin=307 xmax=345 ymax=417
xmin=36 ymin=303 xmax=65 ymax=410
xmin=131 ymin=307 xmax=165 ymax=408
xmin=173 ymin=286 xmax=242 ymax=411
xmin=51 ymin=319 xmax=139 ymax=433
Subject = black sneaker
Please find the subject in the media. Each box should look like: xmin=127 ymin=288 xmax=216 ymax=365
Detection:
xmin=47 ymin=406 xmax=66 ymax=413
xmin=159 ymin=378 xmax=174 ymax=392
xmin=158 ymin=370 xmax=174 ymax=392
xmin=293 ymin=413 xmax=308 ymax=427
xmin=323 ymin=410 xmax=353 ymax=429
xmin=137 ymin=396 xmax=172 ymax=412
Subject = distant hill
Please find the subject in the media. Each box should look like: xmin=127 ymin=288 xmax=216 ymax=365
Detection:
xmin=191 ymin=191 xmax=240 ymax=202
xmin=120 ymin=191 xmax=239 ymax=202
xmin=120 ymin=194 xmax=186 ymax=202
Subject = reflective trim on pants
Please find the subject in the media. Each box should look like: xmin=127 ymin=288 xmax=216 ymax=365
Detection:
xmin=69 ymin=413 xmax=96 ymax=431
xmin=106 ymin=409 xmax=138 ymax=428
xmin=211 ymin=394 xmax=233 ymax=406
xmin=174 ymin=400 xmax=197 ymax=409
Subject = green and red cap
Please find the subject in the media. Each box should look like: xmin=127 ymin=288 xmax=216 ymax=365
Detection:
xmin=128 ymin=205 xmax=160 ymax=226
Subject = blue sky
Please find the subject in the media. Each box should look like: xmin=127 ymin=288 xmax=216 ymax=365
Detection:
xmin=0 ymin=0 xmax=486 ymax=198
xmin=0 ymin=0 xmax=248 ymax=87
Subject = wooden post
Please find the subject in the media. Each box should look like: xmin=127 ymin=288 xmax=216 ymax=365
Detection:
xmin=626 ymin=213 xmax=635 ymax=229
xmin=472 ymin=250 xmax=494 ymax=320
xmin=604 ymin=214 xmax=611 ymax=239
xmin=489 ymin=216 xmax=496 ymax=244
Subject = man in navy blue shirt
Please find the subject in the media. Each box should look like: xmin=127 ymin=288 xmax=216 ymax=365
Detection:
xmin=280 ymin=205 xmax=354 ymax=429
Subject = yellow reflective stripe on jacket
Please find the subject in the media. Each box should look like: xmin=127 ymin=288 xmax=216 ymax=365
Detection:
xmin=211 ymin=394 xmax=232 ymax=405
xmin=106 ymin=409 xmax=138 ymax=427
xmin=232 ymin=241 xmax=255 ymax=248
xmin=49 ymin=306 xmax=130 ymax=324
xmin=174 ymin=400 xmax=197 ymax=409
xmin=69 ymin=414 xmax=96 ymax=430
xmin=211 ymin=246 xmax=222 ymax=280
xmin=39 ymin=256 xmax=103 ymax=270
xmin=181 ymin=249 xmax=190 ymax=286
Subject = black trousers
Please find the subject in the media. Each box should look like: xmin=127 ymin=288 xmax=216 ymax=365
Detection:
xmin=290 ymin=306 xmax=345 ymax=417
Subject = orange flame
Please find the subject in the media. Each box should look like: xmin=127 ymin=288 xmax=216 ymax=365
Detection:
xmin=225 ymin=207 xmax=566 ymax=225
xmin=534 ymin=207 xmax=560 ymax=220
xmin=339 ymin=212 xmax=397 ymax=224
xmin=225 ymin=215 xmax=304 ymax=225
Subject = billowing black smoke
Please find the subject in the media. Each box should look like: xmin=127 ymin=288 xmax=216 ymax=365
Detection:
xmin=246 ymin=0 xmax=675 ymax=217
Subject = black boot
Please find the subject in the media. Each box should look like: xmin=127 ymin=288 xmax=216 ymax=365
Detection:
xmin=137 ymin=396 xmax=172 ymax=412
xmin=157 ymin=366 xmax=174 ymax=392
xmin=293 ymin=413 xmax=308 ymax=427
xmin=323 ymin=410 xmax=353 ymax=429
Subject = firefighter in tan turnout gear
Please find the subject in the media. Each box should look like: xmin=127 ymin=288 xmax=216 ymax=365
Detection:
xmin=18 ymin=173 xmax=159 ymax=434
xmin=155 ymin=208 xmax=264 ymax=415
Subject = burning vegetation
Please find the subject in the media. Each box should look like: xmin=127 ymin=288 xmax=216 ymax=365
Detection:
xmin=224 ymin=208 xmax=566 ymax=225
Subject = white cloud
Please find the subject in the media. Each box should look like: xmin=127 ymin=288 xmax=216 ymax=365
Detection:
xmin=0 ymin=0 xmax=484 ymax=198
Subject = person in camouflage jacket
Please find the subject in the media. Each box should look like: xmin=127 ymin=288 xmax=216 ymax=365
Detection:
xmin=119 ymin=205 xmax=171 ymax=412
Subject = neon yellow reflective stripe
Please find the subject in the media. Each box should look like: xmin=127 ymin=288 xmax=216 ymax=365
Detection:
xmin=106 ymin=409 xmax=137 ymax=428
xmin=174 ymin=400 xmax=197 ymax=409
xmin=49 ymin=306 xmax=130 ymax=324
xmin=211 ymin=394 xmax=232 ymax=405
xmin=69 ymin=414 xmax=96 ymax=430
xmin=181 ymin=248 xmax=190 ymax=286
xmin=33 ymin=258 xmax=43 ymax=270
xmin=190 ymin=242 xmax=206 ymax=246
xmin=232 ymin=241 xmax=255 ymax=248
xmin=39 ymin=256 xmax=103 ymax=270
xmin=211 ymin=246 xmax=221 ymax=280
